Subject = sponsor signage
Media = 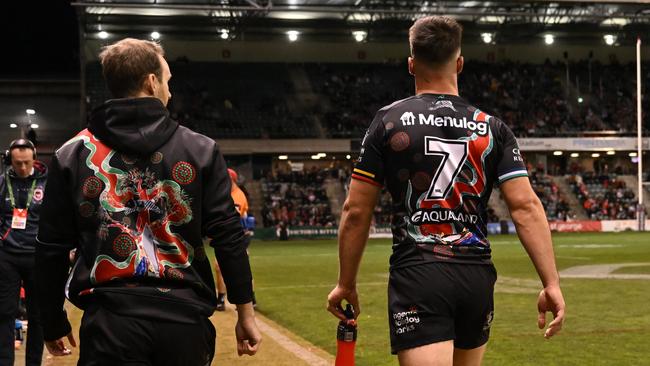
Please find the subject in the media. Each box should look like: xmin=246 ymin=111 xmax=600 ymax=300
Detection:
xmin=517 ymin=137 xmax=650 ymax=152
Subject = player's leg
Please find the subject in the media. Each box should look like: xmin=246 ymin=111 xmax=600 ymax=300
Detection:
xmin=20 ymin=254 xmax=44 ymax=366
xmin=453 ymin=344 xmax=487 ymax=366
xmin=0 ymin=251 xmax=21 ymax=365
xmin=398 ymin=340 xmax=454 ymax=366
xmin=389 ymin=264 xmax=457 ymax=366
xmin=214 ymin=260 xmax=226 ymax=311
xmin=453 ymin=264 xmax=497 ymax=366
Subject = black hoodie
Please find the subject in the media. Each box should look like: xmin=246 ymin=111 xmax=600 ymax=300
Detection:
xmin=0 ymin=161 xmax=48 ymax=253
xmin=36 ymin=98 xmax=253 ymax=341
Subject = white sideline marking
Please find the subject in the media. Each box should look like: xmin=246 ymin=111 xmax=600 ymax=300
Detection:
xmin=560 ymin=263 xmax=650 ymax=280
xmin=557 ymin=256 xmax=592 ymax=260
xmin=254 ymin=313 xmax=331 ymax=366
xmin=556 ymin=244 xmax=623 ymax=249
xmin=257 ymin=281 xmax=386 ymax=291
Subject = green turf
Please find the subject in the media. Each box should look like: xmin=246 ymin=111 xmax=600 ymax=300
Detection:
xmin=612 ymin=265 xmax=650 ymax=274
xmin=241 ymin=232 xmax=650 ymax=366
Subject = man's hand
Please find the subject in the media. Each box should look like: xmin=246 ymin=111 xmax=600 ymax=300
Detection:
xmin=537 ymin=285 xmax=566 ymax=338
xmin=45 ymin=332 xmax=77 ymax=356
xmin=327 ymin=284 xmax=360 ymax=321
xmin=235 ymin=303 xmax=262 ymax=356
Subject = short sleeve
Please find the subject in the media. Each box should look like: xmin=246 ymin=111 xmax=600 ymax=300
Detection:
xmin=495 ymin=121 xmax=528 ymax=184
xmin=352 ymin=112 xmax=386 ymax=187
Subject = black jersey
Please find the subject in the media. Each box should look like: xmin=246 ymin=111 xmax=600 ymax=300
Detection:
xmin=353 ymin=94 xmax=527 ymax=268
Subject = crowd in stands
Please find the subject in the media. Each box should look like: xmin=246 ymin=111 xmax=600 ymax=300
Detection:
xmin=307 ymin=62 xmax=410 ymax=138
xmin=374 ymin=191 xmax=393 ymax=226
xmin=87 ymin=59 xmax=650 ymax=140
xmin=572 ymin=60 xmax=650 ymax=135
xmin=529 ymin=170 xmax=576 ymax=221
xmin=260 ymin=169 xmax=336 ymax=227
xmin=568 ymin=172 xmax=638 ymax=220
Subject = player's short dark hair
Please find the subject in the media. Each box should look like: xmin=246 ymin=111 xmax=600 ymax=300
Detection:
xmin=99 ymin=38 xmax=165 ymax=98
xmin=409 ymin=16 xmax=463 ymax=65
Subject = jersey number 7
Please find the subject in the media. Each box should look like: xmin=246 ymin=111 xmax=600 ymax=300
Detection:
xmin=423 ymin=136 xmax=469 ymax=201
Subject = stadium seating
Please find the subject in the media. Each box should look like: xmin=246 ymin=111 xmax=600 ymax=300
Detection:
xmin=86 ymin=62 xmax=319 ymax=139
xmin=86 ymin=60 xmax=650 ymax=139
xmin=260 ymin=170 xmax=336 ymax=227
xmin=568 ymin=172 xmax=638 ymax=220
xmin=529 ymin=170 xmax=576 ymax=221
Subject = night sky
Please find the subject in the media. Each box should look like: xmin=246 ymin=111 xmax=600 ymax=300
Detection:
xmin=2 ymin=1 xmax=79 ymax=78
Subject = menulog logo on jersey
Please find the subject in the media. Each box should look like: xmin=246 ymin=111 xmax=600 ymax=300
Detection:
xmin=400 ymin=112 xmax=488 ymax=136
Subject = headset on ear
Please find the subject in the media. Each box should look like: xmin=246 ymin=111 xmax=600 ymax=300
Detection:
xmin=4 ymin=139 xmax=37 ymax=166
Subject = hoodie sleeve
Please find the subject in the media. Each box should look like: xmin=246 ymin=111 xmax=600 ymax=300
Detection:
xmin=202 ymin=144 xmax=253 ymax=304
xmin=35 ymin=155 xmax=75 ymax=341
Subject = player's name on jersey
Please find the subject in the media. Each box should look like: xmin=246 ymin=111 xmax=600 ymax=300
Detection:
xmin=410 ymin=209 xmax=479 ymax=225
xmin=399 ymin=112 xmax=489 ymax=136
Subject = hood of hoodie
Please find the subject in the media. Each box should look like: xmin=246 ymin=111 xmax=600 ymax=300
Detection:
xmin=88 ymin=97 xmax=179 ymax=156
xmin=7 ymin=160 xmax=48 ymax=179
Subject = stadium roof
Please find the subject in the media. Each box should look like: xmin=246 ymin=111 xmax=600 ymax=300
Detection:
xmin=73 ymin=1 xmax=650 ymax=44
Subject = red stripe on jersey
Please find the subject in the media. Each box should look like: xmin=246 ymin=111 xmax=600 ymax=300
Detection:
xmin=418 ymin=133 xmax=491 ymax=235
xmin=352 ymin=174 xmax=382 ymax=187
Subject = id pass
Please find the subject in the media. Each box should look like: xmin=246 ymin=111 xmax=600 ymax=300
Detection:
xmin=11 ymin=208 xmax=28 ymax=230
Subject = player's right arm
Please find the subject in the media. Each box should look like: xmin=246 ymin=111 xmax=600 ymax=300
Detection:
xmin=328 ymin=111 xmax=385 ymax=320
xmin=327 ymin=179 xmax=381 ymax=320
xmin=500 ymin=176 xmax=565 ymax=339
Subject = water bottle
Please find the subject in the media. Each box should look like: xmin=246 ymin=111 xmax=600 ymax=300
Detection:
xmin=335 ymin=304 xmax=357 ymax=366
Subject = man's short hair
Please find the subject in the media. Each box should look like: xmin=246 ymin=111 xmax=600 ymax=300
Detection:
xmin=99 ymin=38 xmax=165 ymax=98
xmin=409 ymin=16 xmax=463 ymax=66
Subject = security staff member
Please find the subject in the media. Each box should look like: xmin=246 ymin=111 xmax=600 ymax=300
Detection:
xmin=0 ymin=139 xmax=47 ymax=366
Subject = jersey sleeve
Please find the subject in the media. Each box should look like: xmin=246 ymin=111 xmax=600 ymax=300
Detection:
xmin=495 ymin=121 xmax=528 ymax=185
xmin=352 ymin=111 xmax=387 ymax=187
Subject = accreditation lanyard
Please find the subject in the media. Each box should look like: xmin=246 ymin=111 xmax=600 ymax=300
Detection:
xmin=6 ymin=177 xmax=36 ymax=230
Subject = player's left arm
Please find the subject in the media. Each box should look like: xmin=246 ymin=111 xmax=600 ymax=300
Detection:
xmin=35 ymin=154 xmax=77 ymax=354
xmin=501 ymin=177 xmax=565 ymax=338
xmin=495 ymin=119 xmax=564 ymax=338
xmin=327 ymin=177 xmax=381 ymax=320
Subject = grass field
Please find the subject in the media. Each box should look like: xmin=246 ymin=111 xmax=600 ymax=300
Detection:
xmin=249 ymin=232 xmax=650 ymax=366
xmin=18 ymin=232 xmax=650 ymax=366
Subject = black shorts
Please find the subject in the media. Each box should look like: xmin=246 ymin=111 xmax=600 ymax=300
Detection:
xmin=388 ymin=262 xmax=497 ymax=354
xmin=78 ymin=304 xmax=215 ymax=366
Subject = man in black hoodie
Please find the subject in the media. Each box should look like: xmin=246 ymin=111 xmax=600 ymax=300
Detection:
xmin=36 ymin=38 xmax=261 ymax=365
xmin=0 ymin=139 xmax=46 ymax=366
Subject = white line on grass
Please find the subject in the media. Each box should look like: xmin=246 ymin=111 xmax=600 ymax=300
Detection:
xmin=556 ymin=244 xmax=623 ymax=248
xmin=560 ymin=263 xmax=650 ymax=280
xmin=256 ymin=281 xmax=386 ymax=291
xmin=557 ymin=256 xmax=592 ymax=260
xmin=254 ymin=312 xmax=332 ymax=366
